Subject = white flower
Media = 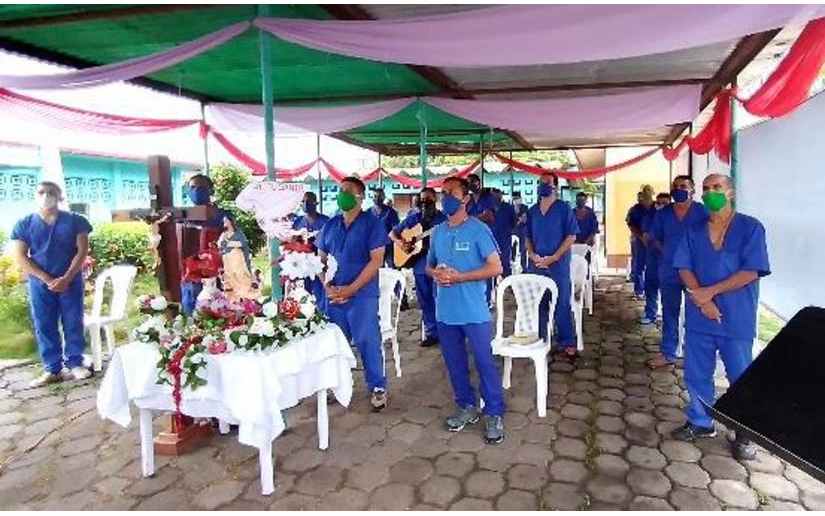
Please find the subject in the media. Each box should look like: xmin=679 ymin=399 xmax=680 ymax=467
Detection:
xmin=149 ymin=296 xmax=168 ymax=311
xmin=280 ymin=251 xmax=306 ymax=280
xmin=304 ymin=253 xmax=324 ymax=279
xmin=299 ymin=301 xmax=315 ymax=319
xmin=249 ymin=317 xmax=275 ymax=338
xmin=238 ymin=334 xmax=249 ymax=348
xmin=262 ymin=302 xmax=279 ymax=319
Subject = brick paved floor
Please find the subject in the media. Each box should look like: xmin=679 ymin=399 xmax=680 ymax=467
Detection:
xmin=1 ymin=276 xmax=823 ymax=510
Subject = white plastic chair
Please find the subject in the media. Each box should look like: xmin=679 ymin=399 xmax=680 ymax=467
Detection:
xmin=85 ymin=264 xmax=137 ymax=371
xmin=491 ymin=274 xmax=558 ymax=418
xmin=571 ymin=244 xmax=594 ymax=315
xmin=378 ymin=268 xmax=405 ymax=378
xmin=511 ymin=235 xmax=522 ymax=275
xmin=570 ymin=255 xmax=588 ymax=352
xmin=591 ymin=238 xmax=601 ymax=281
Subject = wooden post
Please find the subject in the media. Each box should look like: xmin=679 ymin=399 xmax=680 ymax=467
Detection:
xmin=148 ymin=156 xmax=182 ymax=303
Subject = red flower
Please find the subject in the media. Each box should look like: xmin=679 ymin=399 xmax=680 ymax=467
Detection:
xmin=239 ymin=298 xmax=262 ymax=316
xmin=208 ymin=340 xmax=228 ymax=355
xmin=279 ymin=299 xmax=300 ymax=320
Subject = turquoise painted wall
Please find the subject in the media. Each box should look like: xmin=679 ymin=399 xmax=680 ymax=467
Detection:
xmin=0 ymin=165 xmax=41 ymax=235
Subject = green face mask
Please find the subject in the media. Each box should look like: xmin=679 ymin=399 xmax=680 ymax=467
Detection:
xmin=336 ymin=191 xmax=358 ymax=212
xmin=702 ymin=191 xmax=728 ymax=212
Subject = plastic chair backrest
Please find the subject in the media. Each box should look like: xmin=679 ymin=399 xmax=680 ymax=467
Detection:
xmin=378 ymin=268 xmax=406 ymax=334
xmin=495 ymin=274 xmax=558 ymax=343
xmin=571 ymin=244 xmax=589 ymax=258
xmin=90 ymin=265 xmax=138 ymax=320
xmin=570 ymin=255 xmax=588 ymax=301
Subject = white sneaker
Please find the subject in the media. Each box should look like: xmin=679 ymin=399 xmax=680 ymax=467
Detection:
xmin=69 ymin=366 xmax=92 ymax=381
xmin=28 ymin=371 xmax=64 ymax=389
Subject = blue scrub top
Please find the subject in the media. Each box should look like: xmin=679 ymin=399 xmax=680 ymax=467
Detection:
xmin=673 ymin=213 xmax=770 ymax=340
xmin=513 ymin=204 xmax=528 ymax=237
xmin=574 ymin=206 xmax=599 ymax=244
xmin=371 ymin=204 xmax=400 ymax=236
xmin=427 ymin=217 xmax=499 ymax=325
xmin=492 ymin=201 xmax=517 ymax=250
xmin=626 ymin=203 xmax=654 ymax=233
xmin=651 ymin=202 xmax=709 ymax=284
xmin=642 ymin=208 xmax=663 ymax=265
xmin=393 ymin=209 xmax=447 ymax=275
xmin=317 ymin=210 xmax=388 ymax=299
xmin=467 ymin=191 xmax=496 ymax=223
xmin=526 ymin=200 xmax=580 ymax=276
xmin=11 ymin=211 xmax=93 ymax=279
xmin=292 ymin=213 xmax=330 ymax=233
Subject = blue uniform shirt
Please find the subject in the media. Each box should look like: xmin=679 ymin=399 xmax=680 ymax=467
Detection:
xmin=11 ymin=211 xmax=93 ymax=279
xmin=371 ymin=204 xmax=400 ymax=236
xmin=492 ymin=201 xmax=517 ymax=250
xmin=626 ymin=203 xmax=653 ymax=234
xmin=292 ymin=213 xmax=330 ymax=233
xmin=673 ymin=213 xmax=770 ymax=340
xmin=526 ymin=200 xmax=580 ymax=276
xmin=467 ymin=191 xmax=496 ymax=223
xmin=393 ymin=209 xmax=447 ymax=275
xmin=642 ymin=208 xmax=662 ymax=266
xmin=574 ymin=206 xmax=599 ymax=244
xmin=427 ymin=217 xmax=499 ymax=325
xmin=513 ymin=204 xmax=529 ymax=237
xmin=317 ymin=210 xmax=388 ymax=299
xmin=651 ymin=202 xmax=709 ymax=284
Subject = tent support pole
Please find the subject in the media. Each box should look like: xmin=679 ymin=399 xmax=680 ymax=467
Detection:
xmin=479 ymin=135 xmax=484 ymax=187
xmin=509 ymin=150 xmax=514 ymax=198
xmin=378 ymin=153 xmax=383 ymax=189
xmin=316 ymin=134 xmax=322 ymax=215
xmin=259 ymin=4 xmax=280 ymax=299
xmin=687 ymin=122 xmax=694 ymax=181
xmin=730 ymin=79 xmax=739 ymax=209
xmin=199 ymin=102 xmax=210 ymax=175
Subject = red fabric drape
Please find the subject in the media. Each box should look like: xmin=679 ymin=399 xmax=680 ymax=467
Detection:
xmin=202 ymin=125 xmax=317 ymax=179
xmin=0 ymin=87 xmax=199 ymax=134
xmin=384 ymin=159 xmax=480 ymax=189
xmin=663 ymin=89 xmax=733 ymax=163
xmin=492 ymin=149 xmax=660 ymax=180
xmin=318 ymin=158 xmax=381 ymax=183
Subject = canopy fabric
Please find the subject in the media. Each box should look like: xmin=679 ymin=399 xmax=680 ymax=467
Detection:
xmin=254 ymin=6 xmax=825 ymax=67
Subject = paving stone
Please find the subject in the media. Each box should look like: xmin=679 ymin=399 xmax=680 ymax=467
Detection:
xmin=595 ymin=415 xmax=625 ymax=433
xmin=294 ymin=465 xmax=344 ymax=496
xmin=314 ymin=487 xmax=369 ymax=510
xmin=624 ymin=395 xmax=655 ymax=412
xmin=599 ymin=388 xmax=626 ymax=402
xmin=281 ymin=447 xmax=325 ymax=473
xmin=323 ymin=442 xmax=371 ymax=468
xmin=419 ymin=475 xmax=461 ymax=507
xmin=387 ymin=422 xmax=424 ymax=445
xmin=695 ymin=435 xmax=734 ymax=457
xmin=408 ymin=436 xmax=449 ymax=459
xmin=660 ymin=439 xmax=701 ymax=463
xmin=595 ymin=454 xmax=630 ymax=478
xmin=625 ymin=423 xmax=661 ymax=447
xmin=507 ymin=463 xmax=548 ymax=491
xmin=599 ymin=377 xmax=625 ymax=389
xmin=554 ymin=437 xmax=587 ymax=460
xmin=560 ymin=403 xmax=591 ymax=420
xmin=669 ymin=487 xmax=721 ymax=510
xmin=595 ymin=432 xmax=628 ymax=454
xmin=345 ymin=424 xmax=387 ymax=446
xmin=450 ymin=497 xmax=493 ymax=510
xmin=496 ymin=489 xmax=538 ymax=510
xmin=345 ymin=463 xmax=390 ymax=492
xmin=596 ymin=400 xmax=623 ymax=416
xmin=0 ymin=424 xmax=23 ymax=439
xmin=586 ymin=475 xmax=632 ymax=504
xmin=627 ymin=445 xmax=667 ymax=469
xmin=521 ymin=423 xmax=556 ymax=445
xmin=627 ymin=468 xmax=672 ymax=497
xmin=50 ymin=465 xmax=97 ymax=496
xmin=764 ymin=500 xmax=805 ymax=511
xmin=742 ymin=451 xmax=785 ymax=474
xmin=801 ymin=490 xmax=825 ymax=510
xmin=135 ymin=488 xmax=192 ymax=510
xmin=750 ymin=472 xmax=799 ymax=502
xmin=465 ymin=470 xmax=505 ymax=499
xmin=476 ymin=445 xmax=519 ymax=472
xmin=651 ymin=393 xmax=683 ymax=408
xmin=435 ymin=452 xmax=475 ymax=478
xmin=369 ymin=482 xmax=415 ymax=510
xmin=625 ymin=411 xmax=656 ymax=428
xmin=557 ymin=418 xmax=589 ymax=438
xmin=549 ymin=459 xmax=589 ymax=484
xmin=573 ymin=368 xmax=598 ymax=381
xmin=363 ymin=438 xmax=413 ymax=467
xmin=269 ymin=493 xmax=320 ymax=511
xmin=630 ymin=495 xmax=674 ymax=510
xmin=180 ymin=459 xmax=229 ymax=490
xmin=566 ymin=391 xmax=594 ymax=406
xmin=389 ymin=457 xmax=434 ymax=485
xmin=194 ymin=480 xmax=245 ymax=510
xmin=402 ymin=406 xmax=440 ymax=425
xmin=665 ymin=462 xmax=710 ymax=489
xmin=625 ymin=373 xmax=649 ymax=385
xmin=127 ymin=466 xmax=182 ymax=497
xmin=785 ymin=465 xmax=825 ymax=494
xmin=709 ymin=479 xmax=759 ymax=509
xmin=572 ymin=380 xmax=598 ymax=393
xmin=699 ymin=454 xmax=748 ymax=481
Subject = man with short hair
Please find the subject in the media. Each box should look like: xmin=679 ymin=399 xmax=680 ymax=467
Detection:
xmin=671 ymin=174 xmax=769 ymax=461
xmin=574 ymin=192 xmax=599 ymax=247
xmin=626 ymin=190 xmax=655 ymax=299
xmin=12 ymin=181 xmax=93 ymax=387
xmin=371 ymin=187 xmax=400 ymax=268
xmin=526 ymin=172 xmax=580 ymax=359
xmin=648 ymin=176 xmax=709 ymax=368
xmin=640 ymin=193 xmax=672 ymax=325
xmin=389 ymin=187 xmax=446 ymax=347
xmin=427 ymin=177 xmax=506 ymax=444
xmin=293 ymin=192 xmax=330 ymax=310
xmin=317 ymin=177 xmax=389 ymax=411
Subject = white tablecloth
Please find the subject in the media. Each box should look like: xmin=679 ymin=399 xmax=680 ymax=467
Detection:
xmin=97 ymin=323 xmax=356 ymax=449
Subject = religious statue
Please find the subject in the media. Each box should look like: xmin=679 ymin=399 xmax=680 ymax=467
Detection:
xmin=138 ymin=211 xmax=172 ymax=271
xmin=217 ymin=213 xmax=259 ymax=301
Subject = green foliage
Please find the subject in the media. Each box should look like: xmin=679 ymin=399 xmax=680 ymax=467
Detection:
xmin=89 ymin=221 xmax=153 ymax=273
xmin=210 ymin=163 xmax=266 ymax=254
xmin=381 ymin=150 xmax=575 ymax=170
xmin=0 ymin=267 xmax=35 ymax=359
xmin=0 ymin=229 xmax=7 ymax=252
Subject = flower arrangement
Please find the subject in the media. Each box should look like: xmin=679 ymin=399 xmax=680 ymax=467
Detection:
xmin=277 ymin=229 xmax=324 ymax=281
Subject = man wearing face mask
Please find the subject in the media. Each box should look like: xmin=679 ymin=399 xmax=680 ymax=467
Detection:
xmin=490 ymin=188 xmax=517 ymax=278
xmin=671 ymin=174 xmax=769 ymax=461
xmin=639 ymin=193 xmax=672 ymax=325
xmin=370 ymin=188 xmax=400 ymax=268
xmin=512 ymin=192 xmax=529 ymax=272
xmin=574 ymin=192 xmax=599 ymax=250
xmin=466 ymin=173 xmax=496 ymax=225
xmin=648 ymin=175 xmax=709 ymax=369
xmin=626 ymin=191 xmax=655 ymax=299
xmin=426 ymin=177 xmax=506 ymax=444
xmin=317 ymin=177 xmax=389 ymax=411
xmin=389 ymin=187 xmax=446 ymax=348
xmin=526 ymin=172 xmax=580 ymax=359
xmin=293 ymin=192 xmax=330 ymax=310
xmin=12 ymin=181 xmax=93 ymax=387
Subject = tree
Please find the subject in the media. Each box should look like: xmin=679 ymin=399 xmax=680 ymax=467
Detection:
xmin=210 ymin=163 xmax=266 ymax=253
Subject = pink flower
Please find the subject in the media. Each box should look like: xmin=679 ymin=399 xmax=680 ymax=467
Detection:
xmin=207 ymin=340 xmax=228 ymax=355
xmin=240 ymin=298 xmax=262 ymax=316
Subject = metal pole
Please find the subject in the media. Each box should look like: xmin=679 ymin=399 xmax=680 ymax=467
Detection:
xmin=258 ymin=4 xmax=280 ymax=299
xmin=729 ymin=81 xmax=739 ymax=207
xmin=316 ymin=134 xmax=322 ymax=215
xmin=509 ymin=150 xmax=514 ymax=199
xmin=378 ymin=152 xmax=383 ymax=189
xmin=479 ymin=135 xmax=484 ymax=187
xmin=687 ymin=121 xmax=694 ymax=181
xmin=199 ymin=102 xmax=210 ymax=175
xmin=418 ymin=103 xmax=427 ymax=188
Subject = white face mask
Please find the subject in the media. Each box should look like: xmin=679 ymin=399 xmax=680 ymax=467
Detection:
xmin=36 ymin=193 xmax=59 ymax=210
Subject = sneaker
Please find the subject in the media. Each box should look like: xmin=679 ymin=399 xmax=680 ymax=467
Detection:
xmin=370 ymin=388 xmax=388 ymax=412
xmin=446 ymin=406 xmax=480 ymax=432
xmin=731 ymin=435 xmax=757 ymax=461
xmin=483 ymin=415 xmax=505 ymax=444
xmin=420 ymin=336 xmax=438 ymax=348
xmin=671 ymin=422 xmax=717 ymax=442
xmin=640 ymin=316 xmax=655 ymax=325
xmin=28 ymin=371 xmax=64 ymax=389
xmin=69 ymin=366 xmax=92 ymax=381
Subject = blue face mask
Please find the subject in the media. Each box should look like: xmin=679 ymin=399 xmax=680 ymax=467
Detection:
xmin=538 ymin=183 xmax=555 ymax=198
xmin=442 ymin=194 xmax=463 ymax=216
xmin=188 ymin=186 xmax=210 ymax=206
xmin=671 ymin=188 xmax=690 ymax=203
xmin=303 ymin=201 xmax=317 ymax=214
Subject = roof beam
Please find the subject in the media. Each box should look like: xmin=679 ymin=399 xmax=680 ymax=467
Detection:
xmin=0 ymin=5 xmax=227 ymax=29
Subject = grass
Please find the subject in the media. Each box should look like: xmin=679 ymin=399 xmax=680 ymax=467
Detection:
xmin=757 ymin=305 xmax=785 ymax=345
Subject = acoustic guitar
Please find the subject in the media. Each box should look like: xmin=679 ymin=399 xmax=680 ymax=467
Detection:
xmin=393 ymin=224 xmax=435 ymax=269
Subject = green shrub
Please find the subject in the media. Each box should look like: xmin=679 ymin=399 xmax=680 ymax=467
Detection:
xmin=89 ymin=221 xmax=153 ymax=274
xmin=211 ymin=163 xmax=266 ymax=254
xmin=0 ymin=229 xmax=7 ymax=252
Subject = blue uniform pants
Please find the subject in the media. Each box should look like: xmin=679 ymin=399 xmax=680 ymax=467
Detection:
xmin=326 ymin=295 xmax=386 ymax=393
xmin=414 ymin=273 xmax=437 ymax=340
xmin=537 ymin=269 xmax=577 ymax=348
xmin=498 ymin=240 xmax=512 ymax=278
xmin=643 ymin=256 xmax=660 ymax=320
xmin=436 ymin=321 xmax=505 ymax=416
xmin=28 ymin=277 xmax=86 ymax=374
xmin=684 ymin=331 xmax=753 ymax=428
xmin=630 ymin=239 xmax=647 ymax=295
xmin=659 ymin=282 xmax=683 ymax=361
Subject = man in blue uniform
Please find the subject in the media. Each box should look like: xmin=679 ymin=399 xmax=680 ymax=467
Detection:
xmin=648 ymin=176 xmax=709 ymax=369
xmin=626 ymin=191 xmax=655 ymax=299
xmin=466 ymin=173 xmax=496 ymax=225
xmin=574 ymin=192 xmax=599 ymax=247
xmin=389 ymin=187 xmax=446 ymax=348
xmin=512 ymin=192 xmax=529 ymax=272
xmin=526 ymin=172 xmax=580 ymax=359
xmin=671 ymin=174 xmax=769 ymax=461
xmin=490 ymin=188 xmax=517 ymax=278
xmin=293 ymin=192 xmax=330 ymax=311
xmin=427 ymin=176 xmax=506 ymax=444
xmin=370 ymin=187 xmax=400 ymax=268
xmin=640 ymin=192 xmax=671 ymax=325
xmin=317 ymin=177 xmax=389 ymax=411
xmin=12 ymin=181 xmax=93 ymax=387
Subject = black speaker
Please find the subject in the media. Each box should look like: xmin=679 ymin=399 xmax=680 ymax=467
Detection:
xmin=707 ymin=306 xmax=825 ymax=483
